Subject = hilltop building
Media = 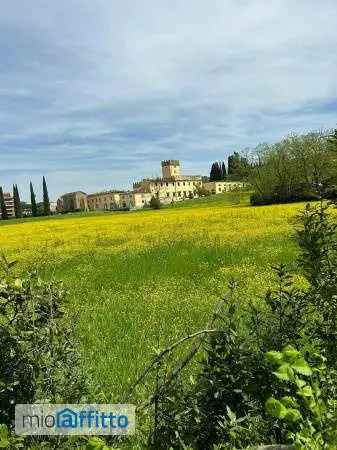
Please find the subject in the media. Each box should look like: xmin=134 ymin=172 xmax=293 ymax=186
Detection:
xmin=57 ymin=160 xmax=245 ymax=212
xmin=0 ymin=192 xmax=15 ymax=218
xmin=133 ymin=160 xmax=202 ymax=204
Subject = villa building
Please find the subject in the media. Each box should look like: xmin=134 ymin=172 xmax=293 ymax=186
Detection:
xmin=203 ymin=180 xmax=245 ymax=195
xmin=86 ymin=190 xmax=153 ymax=210
xmin=57 ymin=191 xmax=88 ymax=212
xmin=87 ymin=191 xmax=122 ymax=211
xmin=57 ymin=160 xmax=246 ymax=212
xmin=0 ymin=192 xmax=15 ymax=218
xmin=133 ymin=160 xmax=202 ymax=204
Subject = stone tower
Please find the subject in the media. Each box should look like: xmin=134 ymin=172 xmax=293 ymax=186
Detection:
xmin=161 ymin=160 xmax=181 ymax=179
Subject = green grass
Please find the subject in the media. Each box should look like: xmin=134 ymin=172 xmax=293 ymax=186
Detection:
xmin=0 ymin=192 xmax=306 ymax=402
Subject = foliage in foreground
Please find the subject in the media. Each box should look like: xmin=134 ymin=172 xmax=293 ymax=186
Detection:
xmin=0 ymin=255 xmax=89 ymax=448
xmin=145 ymin=202 xmax=337 ymax=449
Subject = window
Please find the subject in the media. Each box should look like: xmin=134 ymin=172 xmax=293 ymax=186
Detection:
xmin=167 ymin=193 xmax=170 ymax=197
xmin=166 ymin=182 xmax=169 ymax=186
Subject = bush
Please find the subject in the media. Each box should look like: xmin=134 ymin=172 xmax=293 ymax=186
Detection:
xmin=0 ymin=259 xmax=86 ymax=427
xmin=143 ymin=202 xmax=337 ymax=449
xmin=265 ymin=345 xmax=337 ymax=448
xmin=250 ymin=191 xmax=320 ymax=206
xmin=196 ymin=186 xmax=211 ymax=197
xmin=149 ymin=196 xmax=161 ymax=209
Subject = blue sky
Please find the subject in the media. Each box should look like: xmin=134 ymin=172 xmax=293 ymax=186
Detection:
xmin=1 ymin=0 xmax=337 ymax=201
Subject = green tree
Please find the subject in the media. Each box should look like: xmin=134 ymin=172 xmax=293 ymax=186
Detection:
xmin=150 ymin=195 xmax=161 ymax=209
xmin=42 ymin=176 xmax=50 ymax=216
xmin=12 ymin=184 xmax=22 ymax=219
xmin=210 ymin=162 xmax=223 ymax=181
xmin=209 ymin=162 xmax=216 ymax=181
xmin=0 ymin=187 xmax=8 ymax=220
xmin=29 ymin=181 xmax=38 ymax=217
xmin=221 ymin=161 xmax=227 ymax=180
xmin=250 ymin=132 xmax=337 ymax=205
xmin=228 ymin=152 xmax=250 ymax=180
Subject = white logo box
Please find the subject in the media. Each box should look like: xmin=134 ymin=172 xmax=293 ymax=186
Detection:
xmin=15 ymin=403 xmax=135 ymax=436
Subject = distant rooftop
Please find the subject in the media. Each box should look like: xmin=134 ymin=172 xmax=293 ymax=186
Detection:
xmin=87 ymin=189 xmax=124 ymax=197
xmin=61 ymin=191 xmax=87 ymax=197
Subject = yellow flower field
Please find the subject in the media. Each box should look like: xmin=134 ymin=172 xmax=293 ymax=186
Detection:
xmin=0 ymin=195 xmax=307 ymax=398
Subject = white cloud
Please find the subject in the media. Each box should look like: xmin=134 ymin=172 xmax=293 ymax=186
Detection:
xmin=0 ymin=0 xmax=337 ymax=199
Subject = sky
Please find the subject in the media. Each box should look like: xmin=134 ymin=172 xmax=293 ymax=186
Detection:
xmin=1 ymin=0 xmax=337 ymax=201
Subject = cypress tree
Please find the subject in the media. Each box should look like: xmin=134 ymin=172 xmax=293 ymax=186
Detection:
xmin=228 ymin=154 xmax=234 ymax=175
xmin=13 ymin=184 xmax=22 ymax=218
xmin=222 ymin=161 xmax=227 ymax=180
xmin=218 ymin=161 xmax=223 ymax=180
xmin=210 ymin=163 xmax=216 ymax=181
xmin=30 ymin=181 xmax=38 ymax=217
xmin=215 ymin=162 xmax=222 ymax=181
xmin=0 ymin=187 xmax=8 ymax=220
xmin=42 ymin=176 xmax=50 ymax=216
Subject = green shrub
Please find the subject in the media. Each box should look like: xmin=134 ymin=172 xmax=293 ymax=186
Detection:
xmin=265 ymin=345 xmax=337 ymax=449
xmin=149 ymin=196 xmax=161 ymax=209
xmin=143 ymin=202 xmax=337 ymax=449
xmin=0 ymin=261 xmax=87 ymax=427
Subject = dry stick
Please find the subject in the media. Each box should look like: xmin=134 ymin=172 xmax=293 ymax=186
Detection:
xmin=124 ymin=329 xmax=218 ymax=402
xmin=138 ymin=291 xmax=231 ymax=411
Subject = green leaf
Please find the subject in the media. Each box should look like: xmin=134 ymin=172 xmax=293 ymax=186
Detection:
xmin=0 ymin=439 xmax=10 ymax=449
xmin=281 ymin=396 xmax=299 ymax=408
xmin=226 ymin=406 xmax=236 ymax=423
xmin=0 ymin=426 xmax=7 ymax=440
xmin=266 ymin=350 xmax=283 ymax=365
xmin=273 ymin=364 xmax=291 ymax=381
xmin=292 ymin=357 xmax=312 ymax=376
xmin=282 ymin=345 xmax=301 ymax=363
xmin=284 ymin=408 xmax=302 ymax=423
xmin=298 ymin=385 xmax=313 ymax=397
xmin=13 ymin=279 xmax=23 ymax=289
xmin=295 ymin=378 xmax=307 ymax=388
xmin=265 ymin=397 xmax=288 ymax=419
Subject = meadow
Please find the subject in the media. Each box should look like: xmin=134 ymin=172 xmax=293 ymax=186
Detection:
xmin=0 ymin=193 xmax=307 ymax=402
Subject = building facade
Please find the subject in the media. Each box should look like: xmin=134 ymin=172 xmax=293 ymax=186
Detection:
xmin=57 ymin=191 xmax=88 ymax=212
xmin=87 ymin=191 xmax=122 ymax=211
xmin=57 ymin=160 xmax=246 ymax=213
xmin=133 ymin=160 xmax=202 ymax=204
xmin=0 ymin=192 xmax=15 ymax=218
xmin=87 ymin=190 xmax=153 ymax=210
xmin=203 ymin=181 xmax=245 ymax=195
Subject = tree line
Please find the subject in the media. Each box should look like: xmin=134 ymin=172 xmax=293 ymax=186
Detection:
xmin=209 ymin=152 xmax=250 ymax=182
xmin=209 ymin=128 xmax=337 ymax=205
xmin=0 ymin=176 xmax=51 ymax=220
xmin=249 ymin=129 xmax=337 ymax=205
